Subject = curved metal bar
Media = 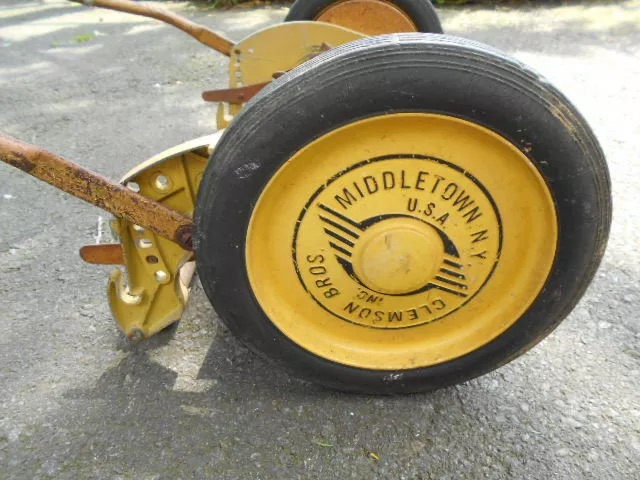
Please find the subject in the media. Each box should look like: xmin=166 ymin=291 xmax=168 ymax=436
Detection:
xmin=68 ymin=0 xmax=234 ymax=56
xmin=0 ymin=133 xmax=194 ymax=250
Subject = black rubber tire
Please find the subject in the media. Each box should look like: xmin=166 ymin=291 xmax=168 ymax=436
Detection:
xmin=285 ymin=0 xmax=443 ymax=34
xmin=195 ymin=34 xmax=611 ymax=394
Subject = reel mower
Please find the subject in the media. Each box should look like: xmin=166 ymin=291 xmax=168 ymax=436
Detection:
xmin=0 ymin=0 xmax=611 ymax=393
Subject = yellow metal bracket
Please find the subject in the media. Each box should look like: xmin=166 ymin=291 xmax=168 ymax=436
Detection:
xmin=107 ymin=133 xmax=222 ymax=339
xmin=216 ymin=22 xmax=364 ymax=129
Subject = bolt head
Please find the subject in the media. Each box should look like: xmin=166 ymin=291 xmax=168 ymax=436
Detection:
xmin=154 ymin=174 xmax=171 ymax=192
xmin=154 ymin=270 xmax=170 ymax=283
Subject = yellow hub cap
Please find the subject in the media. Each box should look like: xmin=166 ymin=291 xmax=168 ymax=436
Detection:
xmin=352 ymin=217 xmax=443 ymax=296
xmin=246 ymin=114 xmax=557 ymax=370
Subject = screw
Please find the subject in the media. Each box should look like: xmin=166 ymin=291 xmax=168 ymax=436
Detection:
xmin=154 ymin=174 xmax=171 ymax=192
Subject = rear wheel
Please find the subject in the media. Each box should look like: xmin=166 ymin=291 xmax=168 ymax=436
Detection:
xmin=195 ymin=34 xmax=611 ymax=394
xmin=285 ymin=0 xmax=443 ymax=35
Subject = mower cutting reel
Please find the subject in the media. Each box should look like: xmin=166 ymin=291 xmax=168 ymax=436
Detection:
xmin=0 ymin=1 xmax=611 ymax=393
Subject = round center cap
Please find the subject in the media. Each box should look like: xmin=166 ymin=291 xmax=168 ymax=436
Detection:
xmin=352 ymin=218 xmax=443 ymax=295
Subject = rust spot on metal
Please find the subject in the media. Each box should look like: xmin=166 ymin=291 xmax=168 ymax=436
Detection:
xmin=127 ymin=328 xmax=145 ymax=342
xmin=80 ymin=244 xmax=125 ymax=265
xmin=1 ymin=151 xmax=36 ymax=172
xmin=303 ymin=43 xmax=334 ymax=63
xmin=202 ymin=81 xmax=271 ymax=104
xmin=175 ymin=224 xmax=194 ymax=251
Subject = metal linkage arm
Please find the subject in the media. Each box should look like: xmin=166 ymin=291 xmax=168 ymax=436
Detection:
xmin=0 ymin=134 xmax=194 ymax=251
xmin=68 ymin=0 xmax=234 ymax=56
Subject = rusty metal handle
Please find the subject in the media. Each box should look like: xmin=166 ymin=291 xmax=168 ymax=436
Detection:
xmin=0 ymin=134 xmax=194 ymax=251
xmin=68 ymin=0 xmax=233 ymax=56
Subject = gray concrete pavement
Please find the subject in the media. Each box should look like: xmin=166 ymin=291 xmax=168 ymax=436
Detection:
xmin=1 ymin=1 xmax=639 ymax=478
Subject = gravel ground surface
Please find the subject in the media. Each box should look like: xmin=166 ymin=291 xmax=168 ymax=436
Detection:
xmin=1 ymin=1 xmax=639 ymax=478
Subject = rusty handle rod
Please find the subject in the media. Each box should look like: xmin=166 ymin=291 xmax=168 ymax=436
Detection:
xmin=68 ymin=0 xmax=233 ymax=56
xmin=0 ymin=134 xmax=194 ymax=251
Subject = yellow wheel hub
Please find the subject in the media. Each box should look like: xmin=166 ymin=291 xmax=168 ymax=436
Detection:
xmin=351 ymin=217 xmax=443 ymax=295
xmin=246 ymin=114 xmax=557 ymax=370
